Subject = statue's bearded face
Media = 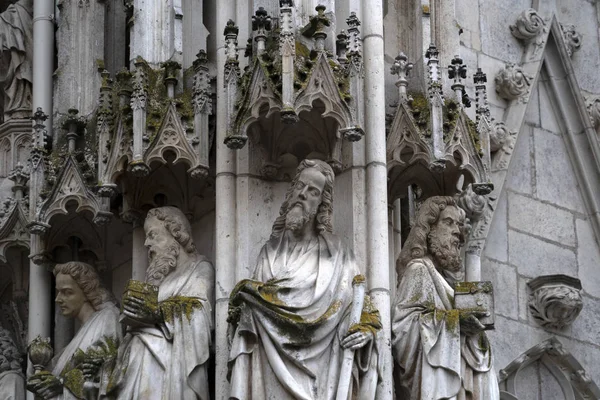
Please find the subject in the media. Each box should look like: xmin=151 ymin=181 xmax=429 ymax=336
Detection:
xmin=55 ymin=273 xmax=89 ymax=318
xmin=144 ymin=216 xmax=180 ymax=285
xmin=286 ymin=167 xmax=326 ymax=233
xmin=427 ymin=206 xmax=463 ymax=272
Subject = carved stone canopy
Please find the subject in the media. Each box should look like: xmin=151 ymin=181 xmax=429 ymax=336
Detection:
xmin=527 ymin=274 xmax=583 ymax=330
xmin=222 ymin=6 xmax=365 ymax=177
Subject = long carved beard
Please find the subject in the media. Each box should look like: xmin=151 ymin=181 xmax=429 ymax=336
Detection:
xmin=285 ymin=204 xmax=316 ymax=233
xmin=428 ymin=230 xmax=462 ymax=272
xmin=146 ymin=243 xmax=179 ymax=286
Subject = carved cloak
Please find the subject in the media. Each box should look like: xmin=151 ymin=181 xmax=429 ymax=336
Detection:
xmin=51 ymin=302 xmax=122 ymax=400
xmin=228 ymin=232 xmax=380 ymax=400
xmin=391 ymin=257 xmax=499 ymax=400
xmin=105 ymin=257 xmax=213 ymax=400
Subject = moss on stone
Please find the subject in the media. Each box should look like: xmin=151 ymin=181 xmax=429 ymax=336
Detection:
xmin=159 ymin=296 xmax=204 ymax=324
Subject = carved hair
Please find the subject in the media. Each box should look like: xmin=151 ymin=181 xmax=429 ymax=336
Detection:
xmin=271 ymin=159 xmax=335 ymax=239
xmin=53 ymin=262 xmax=115 ymax=310
xmin=146 ymin=206 xmax=198 ymax=255
xmin=0 ymin=327 xmax=21 ymax=373
xmin=396 ymin=196 xmax=466 ymax=277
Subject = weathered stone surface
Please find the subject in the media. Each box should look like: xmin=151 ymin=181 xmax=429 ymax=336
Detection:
xmin=570 ymin=294 xmax=600 ymax=345
xmin=539 ymin=362 xmax=567 ymax=400
xmin=537 ymin=81 xmax=561 ymax=133
xmin=484 ymin=192 xmax=508 ymax=263
xmin=576 ymin=218 xmax=600 ymax=298
xmin=508 ymin=192 xmax=575 ymax=246
xmin=533 ymin=128 xmax=586 ymax=213
xmin=518 ymin=275 xmax=530 ymax=321
xmin=524 ymin=85 xmax=540 ymax=126
xmin=482 ymin=259 xmax=518 ymax=319
xmin=479 ymin=0 xmax=531 ymax=65
xmin=508 ymin=230 xmax=577 ymax=277
xmin=505 ymin=126 xmax=532 ymax=195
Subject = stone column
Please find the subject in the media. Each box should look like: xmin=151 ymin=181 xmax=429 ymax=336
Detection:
xmin=215 ymin=3 xmax=238 ymax=399
xmin=26 ymin=234 xmax=52 ymax=400
xmin=362 ymin=0 xmax=393 ymax=398
xmin=129 ymin=0 xmax=181 ymax=65
xmin=54 ymin=0 xmax=106 ymax=124
xmin=32 ymin=0 xmax=54 ymax=134
xmin=122 ymin=211 xmax=148 ymax=281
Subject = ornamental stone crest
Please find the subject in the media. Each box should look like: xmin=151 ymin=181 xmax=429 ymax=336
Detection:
xmin=527 ymin=275 xmax=583 ymax=330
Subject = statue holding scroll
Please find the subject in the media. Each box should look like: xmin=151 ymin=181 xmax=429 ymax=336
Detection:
xmin=104 ymin=206 xmax=214 ymax=400
xmin=27 ymin=262 xmax=122 ymax=400
xmin=391 ymin=196 xmax=499 ymax=400
xmin=228 ymin=159 xmax=382 ymax=400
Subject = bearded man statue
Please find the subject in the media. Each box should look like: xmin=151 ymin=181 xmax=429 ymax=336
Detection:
xmin=27 ymin=261 xmax=122 ymax=400
xmin=391 ymin=196 xmax=499 ymax=400
xmin=227 ymin=159 xmax=382 ymax=400
xmin=0 ymin=327 xmax=24 ymax=400
xmin=104 ymin=206 xmax=214 ymax=400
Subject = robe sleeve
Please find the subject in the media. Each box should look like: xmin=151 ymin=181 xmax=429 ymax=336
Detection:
xmin=391 ymin=260 xmax=462 ymax=400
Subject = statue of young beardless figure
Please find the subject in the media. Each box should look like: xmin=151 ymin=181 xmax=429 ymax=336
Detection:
xmin=391 ymin=196 xmax=499 ymax=400
xmin=103 ymin=206 xmax=214 ymax=400
xmin=27 ymin=262 xmax=122 ymax=400
xmin=228 ymin=159 xmax=382 ymax=400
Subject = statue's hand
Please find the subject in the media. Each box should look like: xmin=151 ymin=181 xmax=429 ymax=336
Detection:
xmin=82 ymin=356 xmax=104 ymax=381
xmin=122 ymin=294 xmax=161 ymax=326
xmin=459 ymin=310 xmax=488 ymax=335
xmin=341 ymin=325 xmax=373 ymax=350
xmin=27 ymin=371 xmax=63 ymax=399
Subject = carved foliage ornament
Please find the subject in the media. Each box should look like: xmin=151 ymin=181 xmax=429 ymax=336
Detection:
xmin=560 ymin=24 xmax=582 ymax=58
xmin=586 ymin=96 xmax=600 ymax=130
xmin=528 ymin=275 xmax=583 ymax=330
xmin=495 ymin=63 xmax=531 ymax=101
xmin=510 ymin=9 xmax=546 ymax=41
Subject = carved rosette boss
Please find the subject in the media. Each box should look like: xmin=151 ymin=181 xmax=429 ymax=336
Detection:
xmin=528 ymin=275 xmax=583 ymax=330
xmin=510 ymin=8 xmax=546 ymax=57
xmin=495 ymin=63 xmax=531 ymax=101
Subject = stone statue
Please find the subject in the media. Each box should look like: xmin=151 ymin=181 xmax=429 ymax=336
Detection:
xmin=228 ymin=159 xmax=382 ymax=400
xmin=103 ymin=206 xmax=214 ymax=400
xmin=0 ymin=0 xmax=33 ymax=119
xmin=391 ymin=196 xmax=499 ymax=400
xmin=27 ymin=261 xmax=122 ymax=400
xmin=0 ymin=327 xmax=25 ymax=400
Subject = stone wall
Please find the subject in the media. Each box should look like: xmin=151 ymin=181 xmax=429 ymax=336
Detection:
xmin=483 ymin=77 xmax=600 ymax=391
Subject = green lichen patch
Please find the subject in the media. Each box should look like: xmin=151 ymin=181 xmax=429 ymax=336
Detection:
xmin=159 ymin=296 xmax=204 ymax=324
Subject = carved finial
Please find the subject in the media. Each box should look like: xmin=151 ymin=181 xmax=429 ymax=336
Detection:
xmin=346 ymin=13 xmax=362 ymax=60
xmin=494 ymin=63 xmax=531 ymax=101
xmin=448 ymin=55 xmax=470 ymax=107
xmin=336 ymin=30 xmax=349 ymax=62
xmin=391 ymin=52 xmax=413 ymax=102
xmin=31 ymin=108 xmax=49 ymax=150
xmin=306 ymin=5 xmax=330 ymax=52
xmin=279 ymin=0 xmax=293 ymax=6
xmin=252 ymin=7 xmax=272 ymax=55
xmin=62 ymin=108 xmax=87 ymax=154
xmin=162 ymin=60 xmax=182 ymax=99
xmin=8 ymin=163 xmax=29 ymax=200
xmin=560 ymin=24 xmax=582 ymax=58
xmin=474 ymin=68 xmax=489 ymax=121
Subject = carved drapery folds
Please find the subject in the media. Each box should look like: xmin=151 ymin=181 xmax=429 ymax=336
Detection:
xmin=223 ymin=3 xmax=364 ymax=177
xmin=527 ymin=275 xmax=583 ymax=330
xmin=499 ymin=338 xmax=600 ymax=400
